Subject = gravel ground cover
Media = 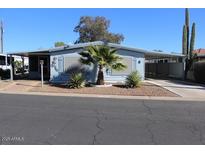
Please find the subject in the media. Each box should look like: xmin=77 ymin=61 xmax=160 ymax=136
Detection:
xmin=30 ymin=82 xmax=178 ymax=97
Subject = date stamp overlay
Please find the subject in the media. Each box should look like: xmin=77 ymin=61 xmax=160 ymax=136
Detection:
xmin=0 ymin=136 xmax=24 ymax=144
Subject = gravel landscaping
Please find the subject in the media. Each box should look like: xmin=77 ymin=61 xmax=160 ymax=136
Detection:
xmin=29 ymin=82 xmax=178 ymax=97
xmin=0 ymin=80 xmax=12 ymax=90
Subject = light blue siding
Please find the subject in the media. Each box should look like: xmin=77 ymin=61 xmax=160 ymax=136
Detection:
xmin=50 ymin=48 xmax=145 ymax=83
xmin=104 ymin=49 xmax=145 ymax=82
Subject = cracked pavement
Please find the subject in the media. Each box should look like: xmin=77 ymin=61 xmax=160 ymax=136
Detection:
xmin=0 ymin=93 xmax=205 ymax=144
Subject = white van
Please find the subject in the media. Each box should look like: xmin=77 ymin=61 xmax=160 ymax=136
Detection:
xmin=0 ymin=53 xmax=11 ymax=70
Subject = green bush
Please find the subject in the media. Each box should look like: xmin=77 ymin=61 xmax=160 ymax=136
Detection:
xmin=125 ymin=71 xmax=141 ymax=88
xmin=67 ymin=73 xmax=85 ymax=89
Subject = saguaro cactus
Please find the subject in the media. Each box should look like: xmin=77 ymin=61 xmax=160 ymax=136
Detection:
xmin=183 ymin=8 xmax=196 ymax=80
xmin=185 ymin=8 xmax=190 ymax=55
xmin=182 ymin=25 xmax=188 ymax=55
xmin=189 ymin=22 xmax=196 ymax=59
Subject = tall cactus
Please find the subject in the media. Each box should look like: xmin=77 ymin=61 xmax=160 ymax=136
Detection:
xmin=182 ymin=25 xmax=187 ymax=55
xmin=183 ymin=8 xmax=196 ymax=79
xmin=189 ymin=22 xmax=195 ymax=59
xmin=185 ymin=8 xmax=190 ymax=55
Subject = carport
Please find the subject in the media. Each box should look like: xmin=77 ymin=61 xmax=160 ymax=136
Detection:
xmin=9 ymin=49 xmax=50 ymax=80
xmin=144 ymin=51 xmax=186 ymax=79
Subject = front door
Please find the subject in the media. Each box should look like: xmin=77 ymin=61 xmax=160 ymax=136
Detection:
xmin=136 ymin=57 xmax=145 ymax=80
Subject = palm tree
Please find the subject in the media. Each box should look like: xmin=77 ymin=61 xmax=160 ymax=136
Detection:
xmin=79 ymin=45 xmax=127 ymax=85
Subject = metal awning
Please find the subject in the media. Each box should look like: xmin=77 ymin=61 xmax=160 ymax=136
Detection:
xmin=6 ymin=41 xmax=185 ymax=59
xmin=144 ymin=51 xmax=185 ymax=60
xmin=8 ymin=49 xmax=50 ymax=57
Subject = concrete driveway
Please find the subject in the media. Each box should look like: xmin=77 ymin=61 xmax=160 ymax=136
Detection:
xmin=147 ymin=79 xmax=205 ymax=99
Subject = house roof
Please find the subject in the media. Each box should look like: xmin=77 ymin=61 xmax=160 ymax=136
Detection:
xmin=8 ymin=41 xmax=185 ymax=58
xmin=193 ymin=49 xmax=205 ymax=57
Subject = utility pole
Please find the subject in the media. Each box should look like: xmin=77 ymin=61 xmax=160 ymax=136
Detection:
xmin=0 ymin=21 xmax=3 ymax=54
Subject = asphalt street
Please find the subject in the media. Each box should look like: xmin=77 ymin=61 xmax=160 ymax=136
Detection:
xmin=0 ymin=93 xmax=205 ymax=145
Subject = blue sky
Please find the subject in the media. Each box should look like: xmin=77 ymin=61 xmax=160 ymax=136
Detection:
xmin=0 ymin=8 xmax=204 ymax=53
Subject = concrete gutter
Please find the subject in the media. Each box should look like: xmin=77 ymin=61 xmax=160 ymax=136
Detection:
xmin=0 ymin=90 xmax=205 ymax=102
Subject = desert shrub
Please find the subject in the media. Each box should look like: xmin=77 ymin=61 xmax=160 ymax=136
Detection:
xmin=67 ymin=72 xmax=85 ymax=89
xmin=193 ymin=61 xmax=205 ymax=83
xmin=125 ymin=71 xmax=141 ymax=88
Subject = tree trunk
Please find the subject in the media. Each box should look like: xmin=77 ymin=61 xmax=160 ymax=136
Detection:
xmin=96 ymin=65 xmax=104 ymax=85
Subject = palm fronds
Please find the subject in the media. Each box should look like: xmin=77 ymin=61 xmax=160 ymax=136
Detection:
xmin=79 ymin=45 xmax=127 ymax=85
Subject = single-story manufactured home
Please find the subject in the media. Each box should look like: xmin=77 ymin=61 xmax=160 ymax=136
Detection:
xmin=9 ymin=41 xmax=185 ymax=83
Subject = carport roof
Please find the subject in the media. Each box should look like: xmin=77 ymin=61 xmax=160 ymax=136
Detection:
xmin=8 ymin=41 xmax=185 ymax=58
xmin=144 ymin=51 xmax=185 ymax=60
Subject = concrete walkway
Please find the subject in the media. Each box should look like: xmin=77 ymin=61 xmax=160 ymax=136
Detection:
xmin=147 ymin=79 xmax=205 ymax=99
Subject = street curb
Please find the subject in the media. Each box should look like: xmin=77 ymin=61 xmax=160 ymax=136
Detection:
xmin=0 ymin=90 xmax=204 ymax=102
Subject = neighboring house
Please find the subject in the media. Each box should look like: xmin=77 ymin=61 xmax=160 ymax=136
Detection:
xmin=9 ymin=41 xmax=185 ymax=83
xmin=193 ymin=48 xmax=205 ymax=61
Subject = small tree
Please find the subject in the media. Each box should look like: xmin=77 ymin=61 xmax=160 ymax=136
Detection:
xmin=79 ymin=45 xmax=127 ymax=85
xmin=54 ymin=42 xmax=66 ymax=47
xmin=13 ymin=60 xmax=23 ymax=73
xmin=74 ymin=16 xmax=124 ymax=44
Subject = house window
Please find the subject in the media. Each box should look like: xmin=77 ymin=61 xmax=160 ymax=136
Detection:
xmin=64 ymin=56 xmax=81 ymax=71
xmin=111 ymin=57 xmax=132 ymax=76
xmin=58 ymin=57 xmax=64 ymax=73
xmin=0 ymin=56 xmax=6 ymax=65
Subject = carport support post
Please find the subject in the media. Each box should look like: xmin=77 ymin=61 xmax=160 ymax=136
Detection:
xmin=21 ymin=56 xmax=25 ymax=75
xmin=9 ymin=54 xmax=13 ymax=81
xmin=183 ymin=57 xmax=186 ymax=80
xmin=40 ymin=60 xmax=44 ymax=87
